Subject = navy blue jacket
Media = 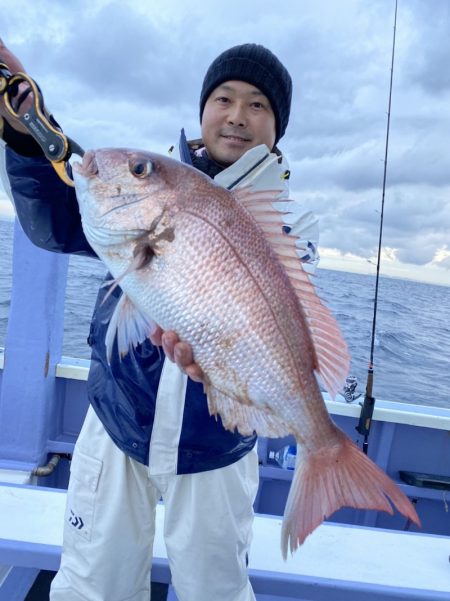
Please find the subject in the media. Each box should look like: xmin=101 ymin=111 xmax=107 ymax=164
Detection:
xmin=5 ymin=133 xmax=257 ymax=472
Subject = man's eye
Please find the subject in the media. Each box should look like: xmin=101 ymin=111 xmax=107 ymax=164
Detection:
xmin=216 ymin=96 xmax=229 ymax=103
xmin=252 ymin=102 xmax=264 ymax=109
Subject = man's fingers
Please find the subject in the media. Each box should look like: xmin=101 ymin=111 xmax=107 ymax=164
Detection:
xmin=0 ymin=39 xmax=26 ymax=73
xmin=149 ymin=326 xmax=164 ymax=347
xmin=158 ymin=331 xmax=204 ymax=382
xmin=161 ymin=331 xmax=178 ymax=362
xmin=174 ymin=342 xmax=204 ymax=382
xmin=164 ymin=335 xmax=205 ymax=382
xmin=184 ymin=364 xmax=204 ymax=383
xmin=174 ymin=342 xmax=193 ymax=367
xmin=0 ymin=39 xmax=32 ymax=134
xmin=10 ymin=81 xmax=32 ymax=112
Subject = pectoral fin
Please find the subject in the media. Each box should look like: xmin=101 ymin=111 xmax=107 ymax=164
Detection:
xmin=105 ymin=293 xmax=158 ymax=361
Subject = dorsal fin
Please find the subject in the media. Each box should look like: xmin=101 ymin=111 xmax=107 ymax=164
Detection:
xmin=232 ymin=187 xmax=350 ymax=399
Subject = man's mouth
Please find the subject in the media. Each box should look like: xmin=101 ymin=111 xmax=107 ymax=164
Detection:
xmin=221 ymin=133 xmax=251 ymax=143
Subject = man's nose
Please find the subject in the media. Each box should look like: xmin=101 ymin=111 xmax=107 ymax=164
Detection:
xmin=227 ymin=104 xmax=247 ymax=127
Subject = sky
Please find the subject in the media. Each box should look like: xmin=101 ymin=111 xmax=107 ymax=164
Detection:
xmin=1 ymin=0 xmax=449 ymax=286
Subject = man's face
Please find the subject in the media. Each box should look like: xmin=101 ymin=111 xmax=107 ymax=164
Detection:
xmin=201 ymin=80 xmax=276 ymax=167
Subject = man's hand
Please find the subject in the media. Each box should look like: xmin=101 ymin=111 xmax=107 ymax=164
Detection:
xmin=149 ymin=327 xmax=204 ymax=383
xmin=0 ymin=38 xmax=26 ymax=74
xmin=0 ymin=38 xmax=33 ymax=134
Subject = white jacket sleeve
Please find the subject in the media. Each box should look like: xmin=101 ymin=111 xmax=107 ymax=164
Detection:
xmin=0 ymin=139 xmax=13 ymax=202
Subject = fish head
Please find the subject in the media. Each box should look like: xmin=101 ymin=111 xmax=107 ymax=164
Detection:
xmin=72 ymin=148 xmax=186 ymax=250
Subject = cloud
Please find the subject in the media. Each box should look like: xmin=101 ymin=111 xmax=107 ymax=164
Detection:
xmin=402 ymin=0 xmax=450 ymax=94
xmin=436 ymin=254 xmax=450 ymax=271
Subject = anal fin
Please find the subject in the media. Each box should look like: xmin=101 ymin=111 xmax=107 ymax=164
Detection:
xmin=206 ymin=385 xmax=290 ymax=438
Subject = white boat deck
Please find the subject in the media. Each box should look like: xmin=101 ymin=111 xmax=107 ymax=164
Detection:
xmin=0 ymin=482 xmax=449 ymax=600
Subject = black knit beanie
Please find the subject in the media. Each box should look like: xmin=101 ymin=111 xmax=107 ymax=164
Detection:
xmin=199 ymin=43 xmax=292 ymax=145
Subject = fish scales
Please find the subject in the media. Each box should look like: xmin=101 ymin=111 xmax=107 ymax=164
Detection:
xmin=73 ymin=148 xmax=420 ymax=559
xmin=138 ymin=205 xmax=317 ymax=431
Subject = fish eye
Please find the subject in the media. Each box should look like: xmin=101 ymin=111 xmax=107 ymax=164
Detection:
xmin=129 ymin=158 xmax=154 ymax=178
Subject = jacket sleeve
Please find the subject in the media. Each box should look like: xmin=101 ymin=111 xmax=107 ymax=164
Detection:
xmin=3 ymin=145 xmax=96 ymax=257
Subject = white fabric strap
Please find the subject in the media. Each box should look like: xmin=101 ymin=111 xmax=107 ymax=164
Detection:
xmin=148 ymin=359 xmax=188 ymax=476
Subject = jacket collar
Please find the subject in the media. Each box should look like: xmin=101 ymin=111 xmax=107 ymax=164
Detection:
xmin=178 ymin=128 xmax=286 ymax=190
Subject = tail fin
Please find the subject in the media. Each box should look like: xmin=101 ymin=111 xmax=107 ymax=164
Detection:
xmin=281 ymin=428 xmax=421 ymax=559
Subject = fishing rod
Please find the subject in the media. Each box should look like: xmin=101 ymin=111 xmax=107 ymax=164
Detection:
xmin=356 ymin=0 xmax=398 ymax=455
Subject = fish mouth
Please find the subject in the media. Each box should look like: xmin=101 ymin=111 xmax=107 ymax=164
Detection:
xmin=73 ymin=150 xmax=98 ymax=178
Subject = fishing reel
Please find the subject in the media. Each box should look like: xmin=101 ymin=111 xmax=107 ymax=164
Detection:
xmin=343 ymin=375 xmax=362 ymax=403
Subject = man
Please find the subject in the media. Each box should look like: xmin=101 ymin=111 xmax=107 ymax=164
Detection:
xmin=0 ymin=40 xmax=318 ymax=601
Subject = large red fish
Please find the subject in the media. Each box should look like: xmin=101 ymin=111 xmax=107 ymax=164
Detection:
xmin=73 ymin=148 xmax=420 ymax=558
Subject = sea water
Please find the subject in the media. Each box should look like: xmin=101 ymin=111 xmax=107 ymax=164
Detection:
xmin=1 ymin=219 xmax=449 ymax=409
